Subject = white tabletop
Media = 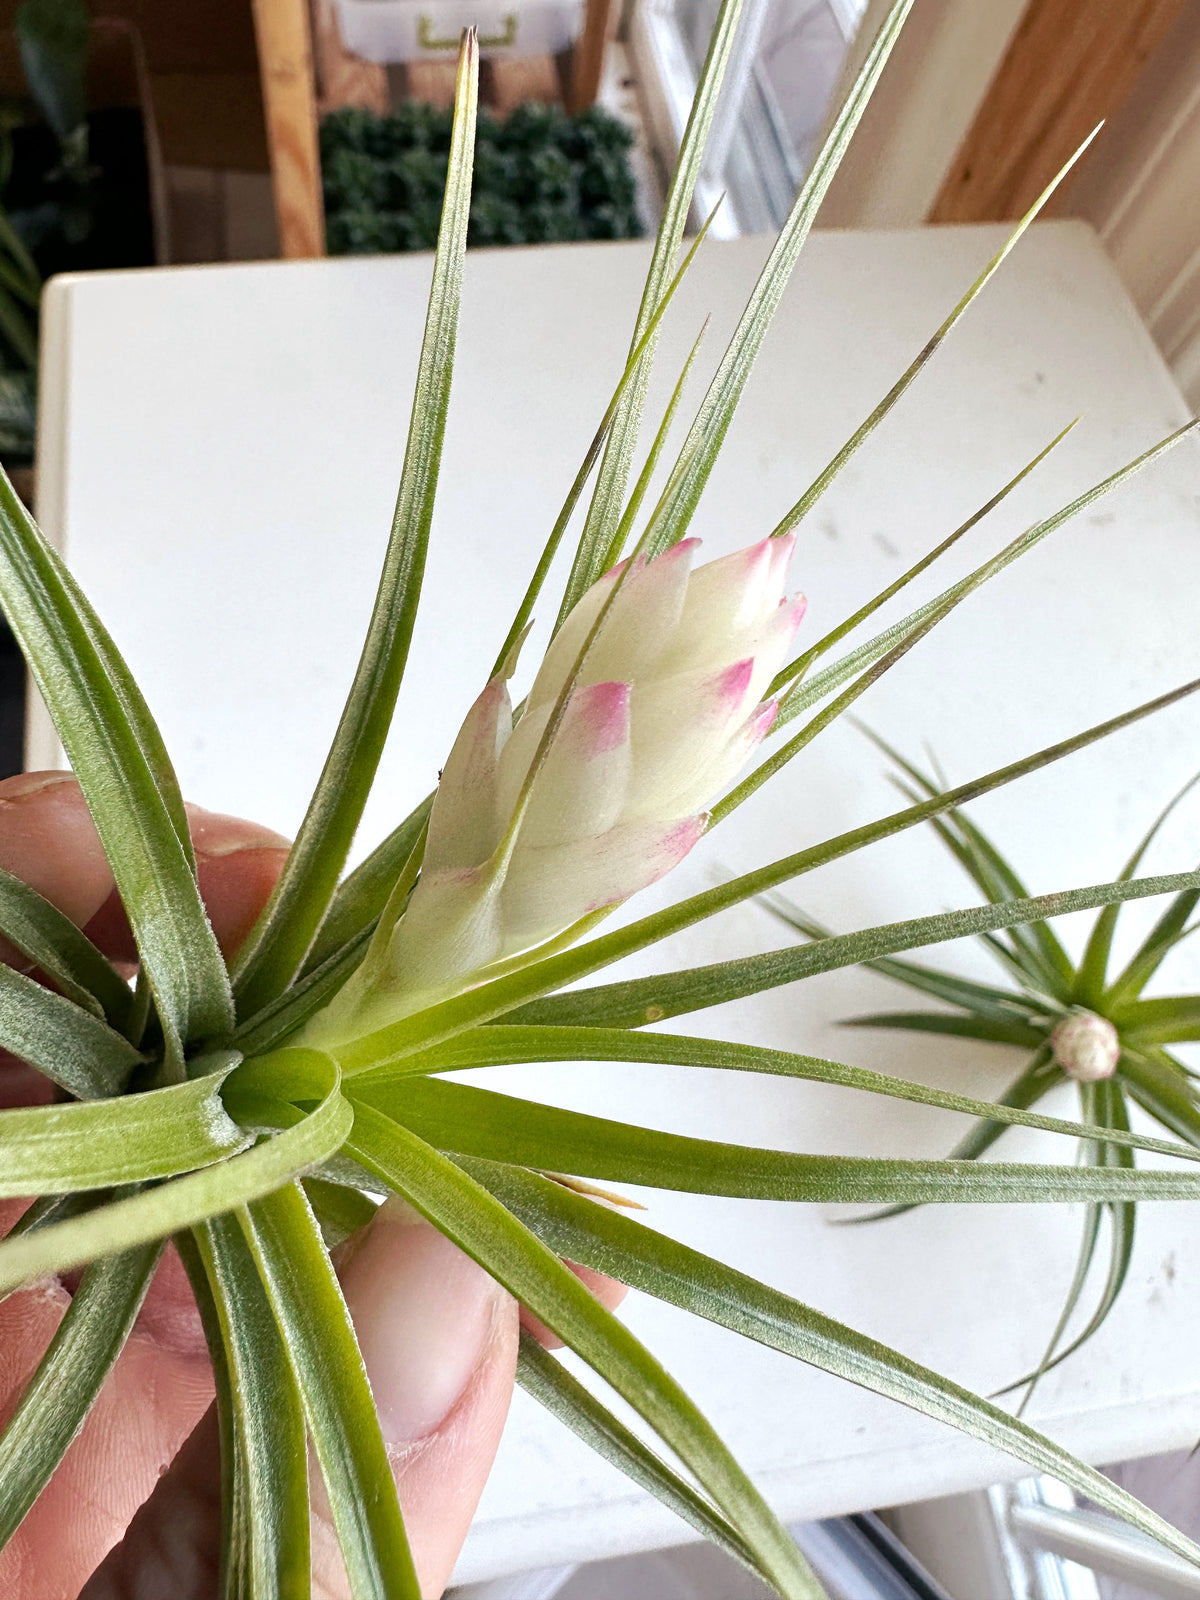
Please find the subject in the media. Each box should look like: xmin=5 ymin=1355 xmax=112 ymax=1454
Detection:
xmin=32 ymin=222 xmax=1200 ymax=1584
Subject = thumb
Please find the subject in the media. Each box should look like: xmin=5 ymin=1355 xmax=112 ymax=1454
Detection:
xmin=322 ymin=1200 xmax=518 ymax=1599
xmin=82 ymin=1204 xmax=518 ymax=1600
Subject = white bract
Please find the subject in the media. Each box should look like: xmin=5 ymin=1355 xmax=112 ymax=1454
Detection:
xmin=317 ymin=533 xmax=804 ymax=1035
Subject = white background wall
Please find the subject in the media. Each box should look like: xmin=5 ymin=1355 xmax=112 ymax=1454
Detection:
xmin=817 ymin=0 xmax=1200 ymax=410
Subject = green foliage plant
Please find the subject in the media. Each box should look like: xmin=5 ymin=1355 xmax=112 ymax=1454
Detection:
xmin=3 ymin=8 xmax=1200 ymax=1596
xmin=763 ymin=740 xmax=1200 ymax=1409
xmin=0 ymin=0 xmax=73 ymax=464
xmin=322 ymin=98 xmax=643 ymax=254
xmin=0 ymin=205 xmax=39 ymax=462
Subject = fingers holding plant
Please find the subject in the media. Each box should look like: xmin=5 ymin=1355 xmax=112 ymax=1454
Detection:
xmin=0 ymin=776 xmax=624 ymax=1598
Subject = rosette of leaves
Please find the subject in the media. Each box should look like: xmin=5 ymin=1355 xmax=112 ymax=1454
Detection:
xmin=763 ymin=740 xmax=1200 ymax=1407
xmin=6 ymin=6 xmax=1200 ymax=1596
xmin=322 ymin=96 xmax=642 ymax=255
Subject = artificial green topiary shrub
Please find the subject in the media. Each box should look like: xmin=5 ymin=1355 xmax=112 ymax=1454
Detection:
xmin=322 ymin=99 xmax=643 ymax=253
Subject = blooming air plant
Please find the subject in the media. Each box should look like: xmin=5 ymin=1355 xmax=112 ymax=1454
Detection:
xmin=4 ymin=2 xmax=1200 ymax=1596
xmin=763 ymin=742 xmax=1200 ymax=1410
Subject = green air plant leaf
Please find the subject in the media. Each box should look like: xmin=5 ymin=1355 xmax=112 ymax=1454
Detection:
xmin=231 ymin=33 xmax=481 ymax=1016
xmin=0 ymin=471 xmax=232 ymax=1074
xmin=516 ymin=1331 xmax=769 ymax=1582
xmin=0 ymin=1050 xmax=349 ymax=1296
xmin=471 ymin=1161 xmax=1200 ymax=1567
xmin=351 ymin=1073 xmax=1200 ymax=1203
xmin=367 ymin=1028 xmax=1200 ymax=1166
xmin=999 ymin=1079 xmax=1137 ymax=1409
xmin=0 ymin=1062 xmax=247 ymax=1196
xmin=637 ymin=0 xmax=916 ymax=561
xmin=4 ymin=10 xmax=1200 ymax=1598
xmin=238 ymin=1182 xmax=420 ymax=1600
xmin=0 ymin=1243 xmax=160 ymax=1547
xmin=0 ymin=863 xmax=133 ymax=1027
xmin=187 ymin=1215 xmax=311 ymax=1598
xmin=0 ymin=963 xmax=143 ymax=1098
xmin=347 ymin=1102 xmax=826 ymax=1599
xmin=560 ymin=0 xmax=750 ymax=611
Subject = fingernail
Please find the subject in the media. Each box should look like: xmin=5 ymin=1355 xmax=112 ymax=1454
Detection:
xmin=0 ymin=770 xmax=75 ymax=801
xmin=341 ymin=1200 xmax=506 ymax=1447
xmin=184 ymin=803 xmax=290 ymax=859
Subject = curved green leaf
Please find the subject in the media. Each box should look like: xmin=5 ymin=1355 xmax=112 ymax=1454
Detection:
xmin=1001 ymin=1080 xmax=1135 ymax=1405
xmin=850 ymin=734 xmax=1073 ymax=992
xmin=0 ymin=864 xmax=131 ymax=1027
xmin=1117 ymin=1048 xmax=1200 ymax=1148
xmin=0 ymin=1049 xmax=350 ymax=1296
xmin=1108 ymin=888 xmax=1200 ymax=1010
xmin=0 ymin=472 xmax=233 ymax=1063
xmin=239 ymin=1182 xmax=418 ymax=1600
xmin=1075 ymin=768 xmax=1200 ymax=1005
xmin=0 ymin=1061 xmax=247 ymax=1197
xmin=0 ymin=963 xmax=142 ymax=1098
xmin=1116 ymin=995 xmax=1200 ymax=1045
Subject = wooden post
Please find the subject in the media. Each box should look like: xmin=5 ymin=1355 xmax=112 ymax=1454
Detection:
xmin=312 ymin=0 xmax=389 ymax=113
xmin=251 ymin=0 xmax=326 ymax=257
xmin=567 ymin=0 xmax=613 ymax=113
xmin=930 ymin=0 xmax=1186 ymax=223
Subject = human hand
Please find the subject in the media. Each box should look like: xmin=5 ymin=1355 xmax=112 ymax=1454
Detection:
xmin=0 ymin=772 xmax=621 ymax=1600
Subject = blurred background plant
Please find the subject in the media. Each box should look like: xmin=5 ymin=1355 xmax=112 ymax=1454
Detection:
xmin=763 ymin=739 xmax=1200 ymax=1410
xmin=0 ymin=199 xmax=38 ymax=465
xmin=0 ymin=0 xmax=159 ymax=472
xmin=3 ymin=0 xmax=154 ymax=279
xmin=322 ymin=98 xmax=642 ymax=252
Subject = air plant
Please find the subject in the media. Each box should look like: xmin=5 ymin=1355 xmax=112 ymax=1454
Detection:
xmin=4 ymin=3 xmax=1200 ymax=1597
xmin=763 ymin=741 xmax=1200 ymax=1411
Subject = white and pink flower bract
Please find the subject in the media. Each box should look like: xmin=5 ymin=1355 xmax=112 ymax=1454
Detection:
xmin=380 ymin=533 xmax=805 ymax=1001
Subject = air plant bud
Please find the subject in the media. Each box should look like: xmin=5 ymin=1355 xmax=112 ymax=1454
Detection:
xmin=1050 ymin=1010 xmax=1120 ymax=1083
xmin=317 ymin=535 xmax=804 ymax=1033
